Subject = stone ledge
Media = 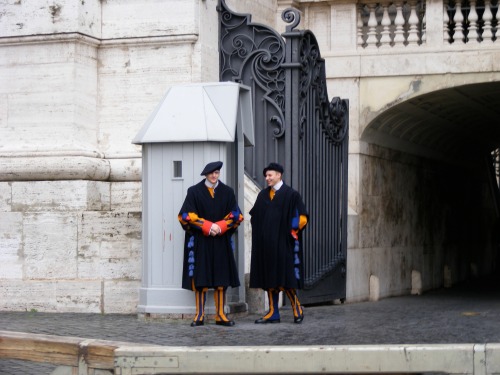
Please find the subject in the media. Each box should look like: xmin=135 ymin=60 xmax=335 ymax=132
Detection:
xmin=3 ymin=330 xmax=499 ymax=374
xmin=114 ymin=343 xmax=499 ymax=374
xmin=0 ymin=32 xmax=199 ymax=47
xmin=0 ymin=156 xmax=110 ymax=181
xmin=0 ymin=156 xmax=143 ymax=182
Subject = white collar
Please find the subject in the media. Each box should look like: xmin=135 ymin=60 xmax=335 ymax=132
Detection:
xmin=205 ymin=180 xmax=219 ymax=189
xmin=272 ymin=180 xmax=283 ymax=191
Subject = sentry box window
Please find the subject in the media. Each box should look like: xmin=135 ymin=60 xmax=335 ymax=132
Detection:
xmin=173 ymin=161 xmax=182 ymax=178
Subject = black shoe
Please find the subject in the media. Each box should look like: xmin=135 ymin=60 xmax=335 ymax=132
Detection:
xmin=255 ymin=317 xmax=280 ymax=324
xmin=216 ymin=320 xmax=235 ymax=327
xmin=294 ymin=315 xmax=304 ymax=324
xmin=190 ymin=320 xmax=204 ymax=327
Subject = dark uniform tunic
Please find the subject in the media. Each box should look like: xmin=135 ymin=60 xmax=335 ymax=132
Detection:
xmin=249 ymin=183 xmax=308 ymax=290
xmin=178 ymin=180 xmax=242 ymax=290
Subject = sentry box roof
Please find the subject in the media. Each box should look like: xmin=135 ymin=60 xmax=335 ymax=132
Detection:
xmin=132 ymin=82 xmax=254 ymax=146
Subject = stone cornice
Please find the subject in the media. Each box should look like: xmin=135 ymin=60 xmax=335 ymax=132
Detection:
xmin=99 ymin=34 xmax=198 ymax=47
xmin=277 ymin=0 xmax=301 ymax=7
xmin=0 ymin=150 xmax=106 ymax=158
xmin=0 ymin=32 xmax=199 ymax=47
xmin=0 ymin=155 xmax=110 ymax=181
xmin=0 ymin=154 xmax=142 ymax=181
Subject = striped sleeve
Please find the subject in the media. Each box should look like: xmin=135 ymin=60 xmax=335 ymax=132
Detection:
xmin=291 ymin=209 xmax=308 ymax=239
xmin=215 ymin=206 xmax=244 ymax=235
xmin=178 ymin=212 xmax=214 ymax=236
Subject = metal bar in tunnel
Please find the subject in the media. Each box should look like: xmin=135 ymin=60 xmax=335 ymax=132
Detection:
xmin=486 ymin=152 xmax=500 ymax=218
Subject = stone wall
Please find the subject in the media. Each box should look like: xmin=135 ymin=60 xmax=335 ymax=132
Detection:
xmin=0 ymin=0 xmax=303 ymax=315
xmin=347 ymin=145 xmax=499 ymax=302
xmin=0 ymin=180 xmax=142 ymax=313
xmin=0 ymin=0 xmax=217 ymax=313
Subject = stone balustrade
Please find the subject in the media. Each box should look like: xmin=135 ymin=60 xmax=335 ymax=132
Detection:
xmin=356 ymin=0 xmax=498 ymax=48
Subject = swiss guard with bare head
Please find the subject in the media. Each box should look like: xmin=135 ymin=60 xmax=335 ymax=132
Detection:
xmin=250 ymin=162 xmax=309 ymax=324
xmin=178 ymin=161 xmax=243 ymax=326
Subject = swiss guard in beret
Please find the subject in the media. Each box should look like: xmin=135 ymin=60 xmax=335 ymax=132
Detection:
xmin=250 ymin=162 xmax=309 ymax=324
xmin=178 ymin=161 xmax=243 ymax=327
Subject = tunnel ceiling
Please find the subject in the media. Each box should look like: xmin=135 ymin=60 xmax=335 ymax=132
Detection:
xmin=362 ymin=81 xmax=500 ymax=163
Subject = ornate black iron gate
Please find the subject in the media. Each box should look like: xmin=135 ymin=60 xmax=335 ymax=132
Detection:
xmin=218 ymin=0 xmax=349 ymax=304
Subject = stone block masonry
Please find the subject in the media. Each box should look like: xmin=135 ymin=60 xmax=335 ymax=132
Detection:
xmin=0 ymin=180 xmax=141 ymax=314
xmin=0 ymin=0 xmax=210 ymax=314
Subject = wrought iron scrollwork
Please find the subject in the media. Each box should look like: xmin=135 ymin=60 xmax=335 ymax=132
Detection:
xmin=293 ymin=25 xmax=349 ymax=292
xmin=219 ymin=0 xmax=349 ymax=302
xmin=299 ymin=31 xmax=321 ymax=100
xmin=297 ymin=30 xmax=348 ymax=145
xmin=270 ymin=115 xmax=285 ymax=138
xmin=282 ymin=7 xmax=301 ymax=32
xmin=328 ymin=97 xmax=349 ymax=144
xmin=218 ymin=0 xmax=286 ymax=134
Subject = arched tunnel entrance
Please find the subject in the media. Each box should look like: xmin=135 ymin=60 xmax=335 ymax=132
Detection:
xmin=358 ymin=81 xmax=500 ymax=297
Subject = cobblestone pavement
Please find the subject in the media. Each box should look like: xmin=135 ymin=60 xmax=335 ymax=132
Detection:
xmin=1 ymin=282 xmax=500 ymax=374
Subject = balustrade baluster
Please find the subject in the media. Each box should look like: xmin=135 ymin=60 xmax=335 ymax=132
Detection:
xmin=356 ymin=0 xmax=431 ymax=49
xmin=482 ymin=0 xmax=494 ymax=42
xmin=421 ymin=7 xmax=427 ymax=43
xmin=494 ymin=1 xmax=498 ymax=40
xmin=366 ymin=3 xmax=379 ymax=48
xmin=380 ymin=3 xmax=392 ymax=47
xmin=407 ymin=0 xmax=420 ymax=45
xmin=453 ymin=0 xmax=465 ymax=43
xmin=357 ymin=5 xmax=365 ymax=47
xmin=468 ymin=0 xmax=479 ymax=43
xmin=443 ymin=0 xmax=450 ymax=44
xmin=393 ymin=2 xmax=406 ymax=46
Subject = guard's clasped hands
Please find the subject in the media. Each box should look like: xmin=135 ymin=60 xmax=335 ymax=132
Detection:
xmin=210 ymin=223 xmax=221 ymax=236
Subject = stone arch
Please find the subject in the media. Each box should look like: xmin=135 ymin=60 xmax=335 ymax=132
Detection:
xmin=360 ymin=74 xmax=500 ymax=162
xmin=352 ymin=77 xmax=500 ymax=298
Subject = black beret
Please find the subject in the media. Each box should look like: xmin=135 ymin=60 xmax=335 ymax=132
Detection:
xmin=263 ymin=162 xmax=284 ymax=176
xmin=200 ymin=161 xmax=223 ymax=176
